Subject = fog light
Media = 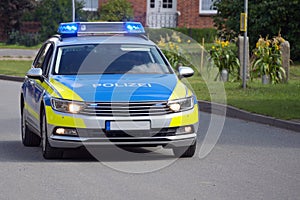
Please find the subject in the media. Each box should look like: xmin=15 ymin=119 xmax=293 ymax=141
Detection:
xmin=176 ymin=126 xmax=193 ymax=135
xmin=184 ymin=126 xmax=192 ymax=133
xmin=55 ymin=128 xmax=78 ymax=136
xmin=56 ymin=128 xmax=65 ymax=135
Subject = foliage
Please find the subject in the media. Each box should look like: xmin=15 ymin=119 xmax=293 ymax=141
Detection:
xmin=213 ymin=0 xmax=300 ymax=61
xmin=6 ymin=30 xmax=40 ymax=47
xmin=156 ymin=32 xmax=191 ymax=69
xmin=0 ymin=0 xmax=36 ymax=40
xmin=33 ymin=0 xmax=84 ymax=41
xmin=251 ymin=36 xmax=286 ymax=84
xmin=209 ymin=39 xmax=240 ymax=81
xmin=171 ymin=28 xmax=217 ymax=43
xmin=99 ymin=0 xmax=134 ymax=21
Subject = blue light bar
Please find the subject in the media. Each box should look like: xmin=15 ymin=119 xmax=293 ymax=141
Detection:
xmin=124 ymin=22 xmax=145 ymax=33
xmin=57 ymin=22 xmax=145 ymax=37
xmin=57 ymin=22 xmax=79 ymax=36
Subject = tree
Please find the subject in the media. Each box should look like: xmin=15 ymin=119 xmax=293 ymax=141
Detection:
xmin=213 ymin=0 xmax=300 ymax=61
xmin=0 ymin=0 xmax=35 ymax=41
xmin=34 ymin=0 xmax=84 ymax=41
xmin=99 ymin=0 xmax=134 ymax=21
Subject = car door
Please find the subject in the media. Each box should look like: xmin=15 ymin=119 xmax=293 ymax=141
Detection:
xmin=24 ymin=42 xmax=54 ymax=131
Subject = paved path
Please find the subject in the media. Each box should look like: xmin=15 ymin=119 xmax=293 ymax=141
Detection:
xmin=0 ymin=80 xmax=299 ymax=200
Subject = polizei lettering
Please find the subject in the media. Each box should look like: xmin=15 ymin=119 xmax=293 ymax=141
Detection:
xmin=93 ymin=83 xmax=152 ymax=88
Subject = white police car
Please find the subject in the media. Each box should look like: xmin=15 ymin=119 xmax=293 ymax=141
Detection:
xmin=20 ymin=22 xmax=199 ymax=159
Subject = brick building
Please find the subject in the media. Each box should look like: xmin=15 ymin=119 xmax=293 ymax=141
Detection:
xmin=87 ymin=0 xmax=216 ymax=28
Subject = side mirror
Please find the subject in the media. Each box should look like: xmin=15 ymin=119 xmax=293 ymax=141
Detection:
xmin=178 ymin=66 xmax=194 ymax=78
xmin=26 ymin=68 xmax=43 ymax=80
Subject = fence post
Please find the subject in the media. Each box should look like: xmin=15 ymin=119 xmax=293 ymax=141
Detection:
xmin=238 ymin=36 xmax=250 ymax=79
xmin=280 ymin=41 xmax=290 ymax=82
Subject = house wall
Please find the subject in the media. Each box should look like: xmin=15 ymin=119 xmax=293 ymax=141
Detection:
xmin=177 ymin=0 xmax=214 ymax=28
xmin=98 ymin=0 xmax=214 ymax=28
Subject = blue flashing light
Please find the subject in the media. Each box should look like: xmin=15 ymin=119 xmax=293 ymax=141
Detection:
xmin=124 ymin=22 xmax=145 ymax=34
xmin=58 ymin=23 xmax=79 ymax=36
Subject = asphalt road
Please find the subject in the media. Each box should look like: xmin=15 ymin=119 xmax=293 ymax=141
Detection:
xmin=0 ymin=49 xmax=37 ymax=58
xmin=0 ymin=79 xmax=299 ymax=200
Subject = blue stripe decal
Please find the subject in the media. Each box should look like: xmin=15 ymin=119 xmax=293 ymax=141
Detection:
xmin=51 ymin=74 xmax=178 ymax=102
xmin=105 ymin=121 xmax=110 ymax=131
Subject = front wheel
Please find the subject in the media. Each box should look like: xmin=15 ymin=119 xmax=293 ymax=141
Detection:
xmin=41 ymin=109 xmax=63 ymax=159
xmin=173 ymin=142 xmax=196 ymax=158
xmin=21 ymin=106 xmax=41 ymax=146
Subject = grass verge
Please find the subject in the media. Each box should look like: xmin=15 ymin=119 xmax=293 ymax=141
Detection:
xmin=0 ymin=60 xmax=32 ymax=76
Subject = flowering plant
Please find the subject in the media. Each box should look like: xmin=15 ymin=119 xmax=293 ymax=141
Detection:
xmin=157 ymin=32 xmax=190 ymax=69
xmin=209 ymin=39 xmax=240 ymax=81
xmin=251 ymin=36 xmax=286 ymax=84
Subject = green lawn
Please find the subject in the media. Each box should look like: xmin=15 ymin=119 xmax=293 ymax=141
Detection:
xmin=0 ymin=59 xmax=299 ymax=120
xmin=189 ymin=65 xmax=300 ymax=120
xmin=0 ymin=60 xmax=32 ymax=76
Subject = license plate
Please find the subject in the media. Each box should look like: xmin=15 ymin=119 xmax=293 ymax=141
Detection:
xmin=105 ymin=121 xmax=150 ymax=131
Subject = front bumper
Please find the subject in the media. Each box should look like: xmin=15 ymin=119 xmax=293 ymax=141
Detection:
xmin=45 ymin=105 xmax=198 ymax=149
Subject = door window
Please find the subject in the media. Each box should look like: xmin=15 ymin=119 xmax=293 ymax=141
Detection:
xmin=33 ymin=43 xmax=54 ymax=76
xmin=162 ymin=0 xmax=172 ymax=8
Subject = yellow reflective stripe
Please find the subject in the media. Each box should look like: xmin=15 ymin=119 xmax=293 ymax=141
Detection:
xmin=49 ymin=78 xmax=83 ymax=101
xmin=187 ymin=89 xmax=193 ymax=96
xmin=36 ymin=80 xmax=60 ymax=98
xmin=46 ymin=106 xmax=86 ymax=128
xmin=24 ymin=102 xmax=39 ymax=120
xmin=168 ymin=81 xmax=187 ymax=100
xmin=169 ymin=104 xmax=198 ymax=127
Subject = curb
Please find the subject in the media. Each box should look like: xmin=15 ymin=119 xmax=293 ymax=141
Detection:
xmin=1 ymin=75 xmax=299 ymax=132
xmin=198 ymin=100 xmax=300 ymax=133
xmin=0 ymin=74 xmax=25 ymax=82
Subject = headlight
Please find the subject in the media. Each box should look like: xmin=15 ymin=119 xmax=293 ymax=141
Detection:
xmin=51 ymin=98 xmax=86 ymax=114
xmin=167 ymin=96 xmax=194 ymax=112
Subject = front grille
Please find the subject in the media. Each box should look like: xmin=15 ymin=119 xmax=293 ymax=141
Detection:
xmin=80 ymin=101 xmax=173 ymax=117
xmin=105 ymin=128 xmax=176 ymax=137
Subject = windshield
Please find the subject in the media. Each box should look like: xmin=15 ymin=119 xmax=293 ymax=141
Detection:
xmin=53 ymin=44 xmax=173 ymax=75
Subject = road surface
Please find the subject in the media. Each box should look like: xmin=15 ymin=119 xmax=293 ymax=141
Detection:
xmin=0 ymin=80 xmax=299 ymax=200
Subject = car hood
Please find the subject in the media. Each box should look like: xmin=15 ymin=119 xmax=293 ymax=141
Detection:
xmin=50 ymin=74 xmax=188 ymax=102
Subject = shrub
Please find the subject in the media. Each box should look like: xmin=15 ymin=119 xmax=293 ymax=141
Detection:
xmin=171 ymin=28 xmax=217 ymax=43
xmin=6 ymin=30 xmax=40 ymax=47
xmin=99 ymin=0 xmax=133 ymax=21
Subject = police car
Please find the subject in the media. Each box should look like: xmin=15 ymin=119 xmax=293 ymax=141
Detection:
xmin=20 ymin=22 xmax=199 ymax=159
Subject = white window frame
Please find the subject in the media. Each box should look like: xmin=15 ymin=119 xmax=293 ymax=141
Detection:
xmin=199 ymin=0 xmax=217 ymax=15
xmin=82 ymin=0 xmax=98 ymax=11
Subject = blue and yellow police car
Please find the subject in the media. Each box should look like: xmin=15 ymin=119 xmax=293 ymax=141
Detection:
xmin=20 ymin=22 xmax=199 ymax=159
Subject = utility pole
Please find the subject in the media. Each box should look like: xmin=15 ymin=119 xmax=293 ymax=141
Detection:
xmin=72 ymin=0 xmax=75 ymax=22
xmin=242 ymin=0 xmax=248 ymax=89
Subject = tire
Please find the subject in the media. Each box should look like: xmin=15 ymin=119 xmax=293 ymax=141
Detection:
xmin=173 ymin=142 xmax=196 ymax=158
xmin=21 ymin=106 xmax=41 ymax=146
xmin=41 ymin=109 xmax=63 ymax=159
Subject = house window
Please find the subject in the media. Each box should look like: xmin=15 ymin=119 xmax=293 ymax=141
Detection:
xmin=150 ymin=0 xmax=155 ymax=8
xmin=199 ymin=0 xmax=217 ymax=14
xmin=163 ymin=0 xmax=173 ymax=8
xmin=82 ymin=0 xmax=98 ymax=11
